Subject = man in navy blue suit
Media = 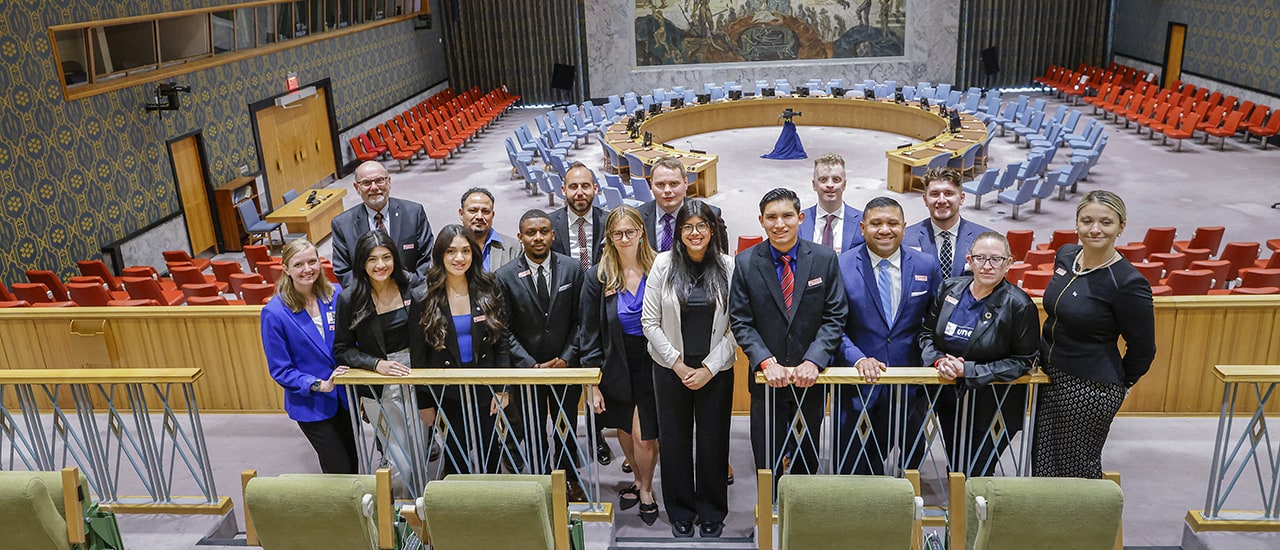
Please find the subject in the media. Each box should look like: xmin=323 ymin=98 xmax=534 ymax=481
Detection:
xmin=903 ymin=167 xmax=995 ymax=278
xmin=799 ymin=153 xmax=864 ymax=253
xmin=730 ymin=188 xmax=847 ymax=475
xmin=837 ymin=196 xmax=942 ymax=475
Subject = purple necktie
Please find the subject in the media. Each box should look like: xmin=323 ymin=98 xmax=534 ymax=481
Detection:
xmin=821 ymin=214 xmax=836 ymax=249
xmin=660 ymin=213 xmax=674 ymax=252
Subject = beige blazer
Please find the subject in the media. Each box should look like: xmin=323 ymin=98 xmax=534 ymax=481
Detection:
xmin=641 ymin=252 xmax=737 ymax=375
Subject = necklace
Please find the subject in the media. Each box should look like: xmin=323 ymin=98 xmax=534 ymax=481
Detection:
xmin=1072 ymin=250 xmax=1120 ymax=276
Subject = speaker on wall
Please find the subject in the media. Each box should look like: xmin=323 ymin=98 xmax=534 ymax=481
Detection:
xmin=551 ymin=64 xmax=576 ymax=91
xmin=980 ymin=47 xmax=1000 ymax=76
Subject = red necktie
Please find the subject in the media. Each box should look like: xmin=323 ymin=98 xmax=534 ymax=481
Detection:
xmin=781 ymin=255 xmax=794 ymax=311
xmin=374 ymin=212 xmax=386 ymax=235
xmin=576 ymin=218 xmax=590 ymax=271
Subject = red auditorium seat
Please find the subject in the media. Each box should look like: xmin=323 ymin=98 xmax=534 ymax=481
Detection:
xmin=737 ymin=236 xmax=765 ymax=254
xmin=77 ymin=260 xmax=125 ymax=291
xmin=171 ymin=265 xmax=229 ymax=293
xmin=67 ymin=282 xmax=138 ymax=307
xmin=241 ymin=283 xmax=276 ymax=305
xmin=121 ymin=265 xmax=179 ymax=291
xmin=25 ymin=270 xmax=72 ymax=302
xmin=1035 ymin=229 xmax=1079 ymax=253
xmin=1164 ymin=270 xmax=1213 ymax=296
xmin=1022 ymin=249 xmax=1057 ymax=271
xmin=1148 ymin=252 xmax=1187 ymax=275
xmin=162 ymin=250 xmax=211 ymax=272
xmin=12 ymin=283 xmax=76 ymax=307
xmin=243 ymin=245 xmax=280 ymax=273
xmin=1004 ymin=263 xmax=1030 ymax=286
xmin=1218 ymin=242 xmax=1261 ymax=284
xmin=1131 ymin=262 xmax=1165 ymax=287
xmin=0 ymin=282 xmax=30 ymax=307
xmin=1128 ymin=227 xmax=1175 ymax=257
xmin=211 ymin=260 xmax=245 ymax=284
xmin=1005 ymin=230 xmax=1034 ymax=265
xmin=122 ymin=277 xmax=185 ymax=306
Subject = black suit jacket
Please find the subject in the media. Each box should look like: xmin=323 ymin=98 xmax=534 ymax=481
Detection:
xmin=407 ymin=289 xmax=511 ymax=370
xmin=918 ymin=277 xmax=1039 ymax=389
xmin=639 ymin=200 xmax=730 ymax=252
xmin=496 ymin=252 xmax=583 ymax=368
xmin=577 ymin=266 xmax=632 ymax=402
xmin=549 ymin=207 xmax=607 ymax=265
xmin=333 ymin=284 xmax=422 ymax=371
xmin=330 ymin=198 xmax=434 ymax=287
xmin=729 ymin=239 xmax=847 ymax=379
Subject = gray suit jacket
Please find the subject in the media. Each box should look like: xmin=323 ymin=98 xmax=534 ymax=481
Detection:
xmin=330 ymin=198 xmax=433 ymax=287
xmin=483 ymin=230 xmax=523 ymax=272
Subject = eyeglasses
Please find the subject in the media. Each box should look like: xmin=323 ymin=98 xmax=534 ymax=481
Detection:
xmin=680 ymin=222 xmax=711 ymax=235
xmin=969 ymin=255 xmax=1009 ymax=266
xmin=608 ymin=228 xmax=641 ymax=241
xmin=355 ymin=176 xmax=390 ymax=189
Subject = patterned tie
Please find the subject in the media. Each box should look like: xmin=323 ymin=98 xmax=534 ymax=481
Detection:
xmin=939 ymin=231 xmax=954 ymax=276
xmin=660 ymin=213 xmax=674 ymax=252
xmin=877 ymin=259 xmax=895 ymax=324
xmin=821 ymin=214 xmax=836 ymax=249
xmin=374 ymin=211 xmax=386 ymax=235
xmin=535 ymin=265 xmax=550 ymax=309
xmin=780 ymin=255 xmax=794 ymax=312
xmin=576 ymin=218 xmax=590 ymax=271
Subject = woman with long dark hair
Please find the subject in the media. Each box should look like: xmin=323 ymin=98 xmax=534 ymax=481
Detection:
xmin=579 ymin=205 xmax=662 ymax=524
xmin=410 ymin=224 xmax=511 ymax=474
xmin=642 ymin=200 xmax=736 ymax=538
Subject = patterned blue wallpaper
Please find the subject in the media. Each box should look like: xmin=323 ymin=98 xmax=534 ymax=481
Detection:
xmin=1113 ymin=0 xmax=1279 ymax=95
xmin=0 ymin=0 xmax=447 ymax=285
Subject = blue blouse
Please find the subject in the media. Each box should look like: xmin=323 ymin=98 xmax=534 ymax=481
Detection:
xmin=452 ymin=314 xmax=474 ymax=364
xmin=617 ymin=276 xmax=647 ymax=337
xmin=941 ymin=288 xmax=987 ymax=353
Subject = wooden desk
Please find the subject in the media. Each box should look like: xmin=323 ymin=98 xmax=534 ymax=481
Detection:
xmin=605 ymin=96 xmax=984 ymax=196
xmin=264 ymin=188 xmax=347 ymax=242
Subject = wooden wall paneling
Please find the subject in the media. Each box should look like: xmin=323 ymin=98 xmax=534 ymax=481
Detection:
xmin=256 ymin=106 xmax=289 ymax=210
xmin=1164 ymin=307 xmax=1225 ymax=413
xmin=1218 ymin=307 xmax=1280 ymax=414
xmin=1121 ymin=305 xmax=1176 ymax=413
xmin=732 ymin=348 xmax=750 ymax=414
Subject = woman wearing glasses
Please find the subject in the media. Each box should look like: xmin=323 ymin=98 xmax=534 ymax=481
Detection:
xmin=918 ymin=231 xmax=1039 ymax=476
xmin=579 ymin=205 xmax=662 ymax=524
xmin=641 ymin=201 xmax=736 ymax=538
xmin=1034 ymin=191 xmax=1155 ymax=478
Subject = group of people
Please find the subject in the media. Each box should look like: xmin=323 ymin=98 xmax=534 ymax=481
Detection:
xmin=260 ymin=154 xmax=1156 ymax=538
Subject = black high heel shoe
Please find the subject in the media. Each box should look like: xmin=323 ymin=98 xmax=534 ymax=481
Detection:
xmin=638 ymin=501 xmax=659 ymax=525
xmin=618 ymin=484 xmax=640 ymax=511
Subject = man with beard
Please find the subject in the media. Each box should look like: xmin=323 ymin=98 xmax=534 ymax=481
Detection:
xmin=497 ymin=209 xmax=588 ymax=501
xmin=550 ymin=163 xmax=607 ymax=272
xmin=459 ymin=187 xmax=522 ymax=272
xmin=330 ymin=160 xmax=433 ymax=286
xmin=903 ymin=167 xmax=994 ymax=278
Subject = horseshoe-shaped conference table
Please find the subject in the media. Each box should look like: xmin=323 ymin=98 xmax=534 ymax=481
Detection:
xmin=602 ymin=95 xmax=988 ymax=196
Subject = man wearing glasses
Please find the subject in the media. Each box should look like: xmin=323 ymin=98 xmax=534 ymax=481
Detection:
xmin=903 ymin=167 xmax=995 ymax=277
xmin=330 ymin=160 xmax=434 ymax=286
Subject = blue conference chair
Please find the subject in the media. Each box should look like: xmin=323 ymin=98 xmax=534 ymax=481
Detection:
xmin=236 ymin=200 xmax=285 ymax=247
xmin=998 ymin=176 xmax=1040 ymax=220
xmin=1049 ymin=159 xmax=1088 ymax=200
xmin=962 ymin=167 xmax=1001 ymax=210
xmin=1031 ymin=175 xmax=1057 ymax=213
xmin=631 ymin=174 xmax=656 ymax=202
xmin=602 ymin=185 xmax=641 ymax=210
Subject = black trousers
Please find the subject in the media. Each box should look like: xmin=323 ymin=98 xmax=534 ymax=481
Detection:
xmin=532 ymin=384 xmax=584 ymax=485
xmin=654 ymin=364 xmax=734 ymax=524
xmin=749 ymin=380 xmax=825 ymax=475
xmin=935 ymin=385 xmax=1027 ymax=477
xmin=438 ymin=387 xmax=506 ymax=475
xmin=836 ymin=385 xmax=929 ymax=475
xmin=297 ymin=408 xmax=359 ymax=474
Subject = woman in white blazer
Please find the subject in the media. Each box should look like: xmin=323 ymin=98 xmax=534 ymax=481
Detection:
xmin=642 ymin=200 xmax=736 ymax=538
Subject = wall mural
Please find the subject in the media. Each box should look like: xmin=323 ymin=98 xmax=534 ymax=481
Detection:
xmin=635 ymin=0 xmax=906 ymax=66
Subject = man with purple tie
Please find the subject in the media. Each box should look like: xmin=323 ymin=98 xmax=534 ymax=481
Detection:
xmin=639 ymin=156 xmax=727 ymax=253
xmin=799 ymin=153 xmax=864 ymax=253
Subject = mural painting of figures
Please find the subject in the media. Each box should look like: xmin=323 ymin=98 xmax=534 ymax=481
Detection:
xmin=635 ymin=0 xmax=905 ymax=66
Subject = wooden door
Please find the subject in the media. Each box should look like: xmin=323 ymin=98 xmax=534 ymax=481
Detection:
xmin=169 ymin=134 xmax=217 ymax=254
xmin=1163 ymin=23 xmax=1187 ymax=90
xmin=254 ymin=86 xmax=338 ymax=210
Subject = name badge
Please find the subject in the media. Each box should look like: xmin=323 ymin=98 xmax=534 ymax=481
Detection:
xmin=326 ymin=311 xmax=336 ymax=325
xmin=403 ymin=299 xmax=412 ymax=307
xmin=944 ymin=295 xmax=959 ymax=305
xmin=914 ymin=274 xmax=928 ymax=282
xmin=1055 ymin=267 xmax=1067 ymax=276
xmin=807 ymin=277 xmax=822 ymax=287
xmin=558 ymin=283 xmax=573 ymax=291
xmin=403 ymin=243 xmax=414 ymax=250
xmin=517 ymin=269 xmax=531 ymax=278
xmin=474 ymin=315 xmax=486 ymax=322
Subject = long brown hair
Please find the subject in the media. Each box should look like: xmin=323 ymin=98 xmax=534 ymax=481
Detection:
xmin=597 ymin=205 xmax=655 ymax=292
xmin=419 ymin=224 xmax=505 ymax=350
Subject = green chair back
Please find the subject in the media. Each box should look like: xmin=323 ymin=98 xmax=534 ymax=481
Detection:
xmin=422 ymin=478 xmax=554 ymax=550
xmin=0 ymin=475 xmax=72 ymax=550
xmin=966 ymin=477 xmax=1123 ymax=550
xmin=778 ymin=474 xmax=916 ymax=549
xmin=246 ymin=476 xmax=378 ymax=550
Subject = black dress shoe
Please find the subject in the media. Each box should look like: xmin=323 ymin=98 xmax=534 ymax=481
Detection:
xmin=566 ymin=481 xmax=587 ymax=503
xmin=621 ymin=459 xmax=632 ymax=474
xmin=671 ymin=520 xmax=695 ymax=538
xmin=699 ymin=521 xmax=724 ymax=538
xmin=596 ymin=438 xmax=613 ymax=466
xmin=638 ymin=501 xmax=659 ymax=526
xmin=618 ymin=484 xmax=640 ymax=510
xmin=726 ymin=464 xmax=734 ymax=486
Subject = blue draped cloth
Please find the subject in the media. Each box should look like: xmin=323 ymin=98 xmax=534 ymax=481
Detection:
xmin=761 ymin=120 xmax=807 ymax=160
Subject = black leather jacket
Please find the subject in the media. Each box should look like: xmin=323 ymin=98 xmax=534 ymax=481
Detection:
xmin=918 ymin=276 xmax=1040 ymax=389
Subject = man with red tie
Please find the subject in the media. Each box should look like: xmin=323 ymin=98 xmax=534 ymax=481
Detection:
xmin=330 ymin=160 xmax=433 ymax=287
xmin=729 ymin=188 xmax=847 ymax=475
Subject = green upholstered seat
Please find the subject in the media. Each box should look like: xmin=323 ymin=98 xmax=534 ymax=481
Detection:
xmin=422 ymin=477 xmax=555 ymax=550
xmin=0 ymin=470 xmax=90 ymax=521
xmin=0 ymin=475 xmax=72 ymax=550
xmin=777 ymin=474 xmax=919 ymax=550
xmin=966 ymin=477 xmax=1123 ymax=550
xmin=245 ymin=476 xmax=379 ymax=550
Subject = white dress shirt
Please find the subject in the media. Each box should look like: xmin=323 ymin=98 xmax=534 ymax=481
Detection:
xmin=868 ymin=247 xmax=903 ymax=317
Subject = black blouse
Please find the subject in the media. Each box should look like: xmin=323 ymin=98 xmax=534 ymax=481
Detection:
xmin=1041 ymin=244 xmax=1157 ymax=386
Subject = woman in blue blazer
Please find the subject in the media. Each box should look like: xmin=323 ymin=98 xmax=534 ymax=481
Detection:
xmin=260 ymin=239 xmax=356 ymax=473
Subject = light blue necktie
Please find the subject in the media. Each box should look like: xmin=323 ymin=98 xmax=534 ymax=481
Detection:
xmin=877 ymin=259 xmax=895 ymax=324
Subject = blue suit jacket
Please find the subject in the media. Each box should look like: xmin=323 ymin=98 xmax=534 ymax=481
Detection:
xmin=261 ymin=285 xmax=347 ymax=422
xmin=800 ymin=204 xmax=865 ymax=252
xmin=902 ymin=217 xmax=994 ymax=278
xmin=838 ymin=245 xmax=942 ymax=408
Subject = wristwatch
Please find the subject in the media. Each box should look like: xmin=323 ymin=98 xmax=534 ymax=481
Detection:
xmin=310 ymin=380 xmax=323 ymax=392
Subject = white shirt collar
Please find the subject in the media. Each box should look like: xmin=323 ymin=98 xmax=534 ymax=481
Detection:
xmin=869 ymin=247 xmax=902 ymax=269
xmin=930 ymin=220 xmax=957 ymax=240
xmin=817 ymin=204 xmax=844 ymax=219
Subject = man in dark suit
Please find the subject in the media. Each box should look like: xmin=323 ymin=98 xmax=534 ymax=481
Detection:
xmin=330 ymin=160 xmax=433 ymax=287
xmin=730 ymin=188 xmax=847 ymax=475
xmin=799 ymin=153 xmax=864 ymax=253
xmin=460 ymin=187 xmax=522 ymax=272
xmin=639 ymin=156 xmax=728 ymax=252
xmin=837 ymin=196 xmax=942 ymax=475
xmin=547 ymin=162 xmax=615 ymax=467
xmin=496 ymin=209 xmax=587 ymax=501
xmin=903 ymin=167 xmax=995 ymax=278
xmin=550 ymin=163 xmax=607 ymax=270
